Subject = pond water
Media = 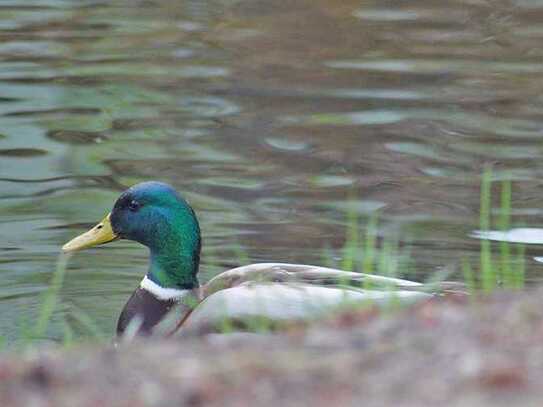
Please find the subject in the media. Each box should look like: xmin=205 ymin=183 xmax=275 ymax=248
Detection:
xmin=1 ymin=0 xmax=543 ymax=343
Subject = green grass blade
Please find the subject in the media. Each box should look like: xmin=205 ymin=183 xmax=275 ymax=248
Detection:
xmin=34 ymin=253 xmax=71 ymax=339
xmin=499 ymin=178 xmax=512 ymax=287
xmin=233 ymin=242 xmax=250 ymax=266
xmin=480 ymin=166 xmax=495 ymax=293
xmin=341 ymin=200 xmax=359 ymax=271
xmin=362 ymin=213 xmax=378 ymax=276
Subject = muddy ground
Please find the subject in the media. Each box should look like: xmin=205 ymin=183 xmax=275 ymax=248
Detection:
xmin=2 ymin=289 xmax=543 ymax=406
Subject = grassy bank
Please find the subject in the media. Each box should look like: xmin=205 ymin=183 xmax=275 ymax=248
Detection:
xmin=2 ymin=288 xmax=543 ymax=407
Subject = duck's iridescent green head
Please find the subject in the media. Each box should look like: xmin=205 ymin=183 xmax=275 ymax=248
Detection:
xmin=63 ymin=181 xmax=201 ymax=290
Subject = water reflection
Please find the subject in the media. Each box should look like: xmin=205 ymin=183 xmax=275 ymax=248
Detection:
xmin=1 ymin=0 xmax=543 ymax=342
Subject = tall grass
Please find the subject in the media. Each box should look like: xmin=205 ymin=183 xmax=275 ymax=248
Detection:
xmin=336 ymin=167 xmax=525 ymax=295
xmin=334 ymin=207 xmax=411 ymax=287
xmin=33 ymin=253 xmax=70 ymax=340
xmin=471 ymin=166 xmax=525 ymax=293
xmin=5 ymin=253 xmax=106 ymax=349
xmin=480 ymin=166 xmax=494 ymax=293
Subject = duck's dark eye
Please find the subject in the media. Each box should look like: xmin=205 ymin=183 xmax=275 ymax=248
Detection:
xmin=128 ymin=200 xmax=141 ymax=212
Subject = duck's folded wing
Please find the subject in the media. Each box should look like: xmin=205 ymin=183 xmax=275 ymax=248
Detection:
xmin=203 ymin=262 xmax=425 ymax=298
xmin=179 ymin=282 xmax=431 ymax=336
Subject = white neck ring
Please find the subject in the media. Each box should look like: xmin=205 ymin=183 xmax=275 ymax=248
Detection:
xmin=140 ymin=275 xmax=189 ymax=301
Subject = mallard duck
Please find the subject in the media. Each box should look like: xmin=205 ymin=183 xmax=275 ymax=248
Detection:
xmin=62 ymin=181 xmax=433 ymax=337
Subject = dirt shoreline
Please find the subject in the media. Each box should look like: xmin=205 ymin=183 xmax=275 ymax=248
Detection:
xmin=2 ymin=289 xmax=543 ymax=406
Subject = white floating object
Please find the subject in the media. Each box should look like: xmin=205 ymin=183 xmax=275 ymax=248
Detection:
xmin=471 ymin=228 xmax=543 ymax=244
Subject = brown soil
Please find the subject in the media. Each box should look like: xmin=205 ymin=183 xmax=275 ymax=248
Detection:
xmin=2 ymin=289 xmax=543 ymax=407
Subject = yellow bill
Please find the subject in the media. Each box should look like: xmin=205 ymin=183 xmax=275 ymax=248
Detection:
xmin=62 ymin=213 xmax=118 ymax=252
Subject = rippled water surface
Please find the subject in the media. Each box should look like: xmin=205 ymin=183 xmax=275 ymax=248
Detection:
xmin=2 ymin=0 xmax=543 ymax=342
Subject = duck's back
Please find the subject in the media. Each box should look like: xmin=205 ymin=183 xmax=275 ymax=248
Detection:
xmin=177 ymin=281 xmax=431 ymax=336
